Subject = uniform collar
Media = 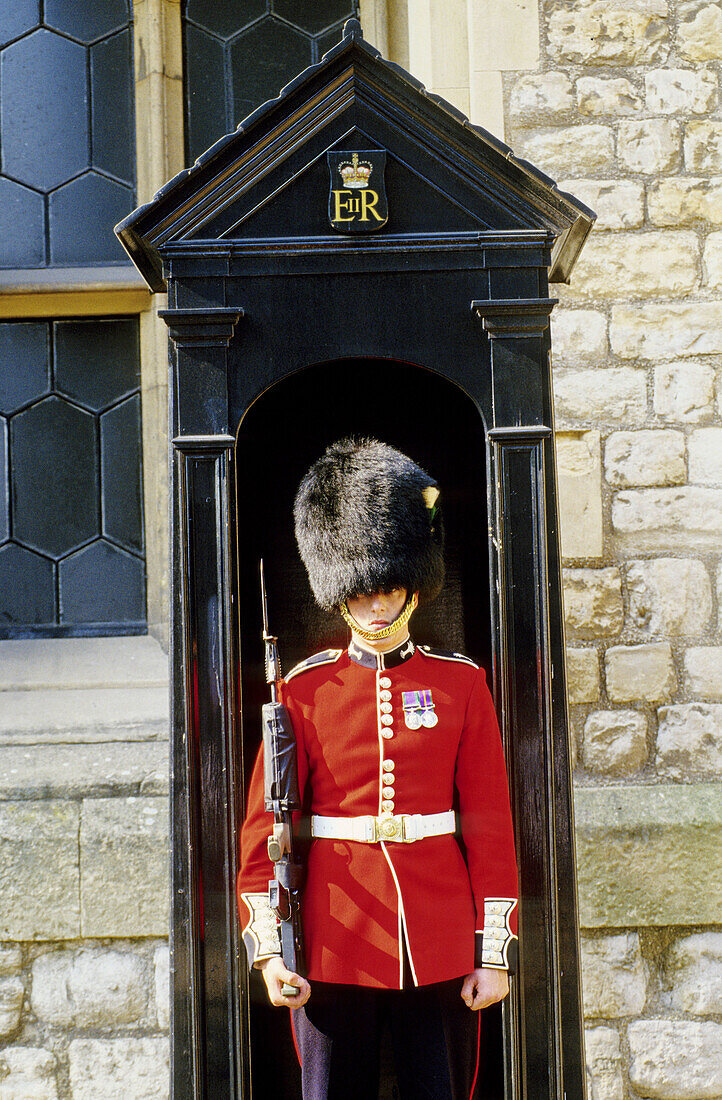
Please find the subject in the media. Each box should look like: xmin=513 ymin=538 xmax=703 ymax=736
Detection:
xmin=348 ymin=637 xmax=416 ymax=670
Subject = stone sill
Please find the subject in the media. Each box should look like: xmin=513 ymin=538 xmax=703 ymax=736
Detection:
xmin=0 ymin=266 xmax=152 ymax=317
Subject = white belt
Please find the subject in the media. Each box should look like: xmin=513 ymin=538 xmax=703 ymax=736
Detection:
xmin=310 ymin=810 xmax=456 ymax=844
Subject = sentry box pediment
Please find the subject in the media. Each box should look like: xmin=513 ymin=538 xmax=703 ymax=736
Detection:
xmin=117 ymin=21 xmax=593 ymax=291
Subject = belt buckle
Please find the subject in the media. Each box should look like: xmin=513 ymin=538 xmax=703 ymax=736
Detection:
xmin=374 ymin=814 xmax=406 ymax=842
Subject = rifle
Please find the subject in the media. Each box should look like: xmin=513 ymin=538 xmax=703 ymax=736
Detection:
xmin=260 ymin=560 xmax=306 ymax=997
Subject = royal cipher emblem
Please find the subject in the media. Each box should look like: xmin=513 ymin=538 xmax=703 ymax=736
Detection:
xmin=327 ymin=149 xmax=388 ymax=233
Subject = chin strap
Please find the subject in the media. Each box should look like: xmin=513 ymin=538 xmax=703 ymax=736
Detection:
xmin=339 ymin=594 xmax=418 ymax=642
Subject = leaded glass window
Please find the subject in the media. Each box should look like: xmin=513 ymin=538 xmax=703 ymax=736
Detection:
xmin=0 ymin=1 xmax=136 ymax=267
xmin=183 ymin=0 xmax=359 ymax=165
xmin=0 ymin=318 xmax=146 ymax=636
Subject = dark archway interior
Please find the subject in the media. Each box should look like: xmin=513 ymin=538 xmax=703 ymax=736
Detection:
xmin=234 ymin=357 xmax=503 ymax=1098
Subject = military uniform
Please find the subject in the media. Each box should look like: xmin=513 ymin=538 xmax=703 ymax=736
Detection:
xmin=238 ymin=639 xmax=518 ymax=988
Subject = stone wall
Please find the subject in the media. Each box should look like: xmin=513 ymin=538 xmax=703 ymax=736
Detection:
xmin=0 ymin=640 xmax=170 ymax=1099
xmin=505 ymin=1 xmax=722 ymax=1096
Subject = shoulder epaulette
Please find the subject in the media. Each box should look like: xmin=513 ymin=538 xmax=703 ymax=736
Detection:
xmin=285 ymin=648 xmax=343 ymax=681
xmin=417 ymin=645 xmax=479 ymax=669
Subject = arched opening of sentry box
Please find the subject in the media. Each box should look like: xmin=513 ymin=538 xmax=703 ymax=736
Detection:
xmin=234 ymin=356 xmax=505 ymax=1100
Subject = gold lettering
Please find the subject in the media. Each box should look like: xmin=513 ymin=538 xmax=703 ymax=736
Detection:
xmin=359 ymin=189 xmax=384 ymax=222
xmin=332 ymin=190 xmax=354 ymax=222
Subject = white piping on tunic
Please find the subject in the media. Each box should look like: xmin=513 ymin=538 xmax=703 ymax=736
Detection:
xmin=374 ymin=667 xmax=419 ymax=989
xmin=375 ymin=668 xmax=384 ymax=818
xmin=380 ymin=841 xmax=419 ymax=988
xmin=417 ymin=645 xmax=478 ymax=668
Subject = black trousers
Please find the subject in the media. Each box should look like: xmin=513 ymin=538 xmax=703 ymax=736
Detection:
xmin=291 ymin=978 xmax=481 ymax=1100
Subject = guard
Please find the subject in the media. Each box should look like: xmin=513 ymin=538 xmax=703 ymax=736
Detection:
xmin=237 ymin=438 xmax=518 ymax=1100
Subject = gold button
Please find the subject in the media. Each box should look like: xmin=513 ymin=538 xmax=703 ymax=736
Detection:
xmin=380 ymin=690 xmax=392 ymax=701
xmin=381 ymin=714 xmax=393 ymax=726
xmin=380 ymin=676 xmax=392 ymax=688
xmin=382 ymin=759 xmax=395 ymax=771
xmin=380 ymin=702 xmax=392 ymax=714
xmin=382 ymin=786 xmax=395 ymax=798
xmin=381 ymin=729 xmax=394 ymax=739
xmin=383 ymin=773 xmax=395 ymax=785
xmin=382 ymin=800 xmax=395 ymax=812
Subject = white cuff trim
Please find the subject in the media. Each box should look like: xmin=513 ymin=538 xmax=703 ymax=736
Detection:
xmin=241 ymin=892 xmax=281 ymax=969
xmin=481 ymin=898 xmax=517 ymax=969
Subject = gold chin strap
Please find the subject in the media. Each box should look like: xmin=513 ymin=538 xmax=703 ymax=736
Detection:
xmin=339 ymin=594 xmax=418 ymax=642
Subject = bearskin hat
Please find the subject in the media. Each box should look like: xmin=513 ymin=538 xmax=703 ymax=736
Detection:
xmin=294 ymin=437 xmax=445 ymax=611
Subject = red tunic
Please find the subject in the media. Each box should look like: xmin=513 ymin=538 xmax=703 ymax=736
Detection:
xmin=237 ymin=639 xmax=518 ymax=989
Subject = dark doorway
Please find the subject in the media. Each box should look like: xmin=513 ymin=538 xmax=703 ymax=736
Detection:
xmin=234 ymin=357 xmax=505 ymax=1099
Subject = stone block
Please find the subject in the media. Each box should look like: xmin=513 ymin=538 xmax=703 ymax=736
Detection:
xmin=685 ymin=648 xmax=722 ymax=699
xmin=689 ymin=427 xmax=722 ymax=484
xmin=565 ymin=232 xmax=699 ymax=300
xmin=0 ymin=946 xmax=21 ymax=977
xmin=668 ymin=932 xmax=722 ymax=1014
xmin=574 ymin=782 xmax=722 ymax=927
xmin=554 ymin=368 xmax=647 ymax=425
xmin=685 ymin=121 xmax=722 ymax=172
xmin=654 ymin=361 xmax=715 ymax=422
xmin=618 ymin=119 xmax=681 ymax=173
xmin=646 ymin=68 xmax=717 ymax=113
xmin=648 ymin=177 xmax=722 ymax=226
xmin=68 ymin=1038 xmax=169 ymax=1100
xmin=556 ymin=432 xmax=603 ymax=559
xmin=0 ymin=977 xmax=24 ymax=1037
xmin=517 ymin=126 xmax=614 ymax=177
xmin=510 ymin=72 xmax=574 ymax=118
xmin=551 ymin=309 xmax=607 ymax=365
xmin=582 ymin=710 xmax=648 ymax=774
xmin=585 ymin=1027 xmax=624 ymax=1100
xmin=604 ymin=430 xmax=685 ymax=488
xmin=0 ymin=1048 xmax=57 ymax=1100
xmin=678 ymin=1 xmax=722 ymax=61
xmin=628 ymin=1020 xmax=722 ymax=1098
xmin=80 ymin=797 xmax=169 ymax=938
xmin=626 ymin=558 xmax=712 ymax=636
xmin=0 ymin=801 xmax=79 ymax=940
xmin=31 ymin=948 xmax=148 ymax=1028
xmin=0 ymin=741 xmax=170 ymax=800
xmin=558 ymin=179 xmax=644 ymax=231
xmin=581 ymin=933 xmax=647 ymax=1017
xmin=155 ymin=944 xmax=169 ymax=1030
xmin=563 ymin=569 xmax=623 ymax=640
xmin=656 ymin=703 xmax=722 ymax=778
xmin=548 ymin=2 xmax=670 ymax=65
xmin=703 ymin=231 xmax=722 ymax=288
xmin=567 ymin=649 xmax=601 ymax=705
xmin=605 ymin=644 xmax=676 ymax=703
xmin=612 ymin=487 xmax=722 ymax=549
xmin=577 ymin=76 xmax=642 ymax=116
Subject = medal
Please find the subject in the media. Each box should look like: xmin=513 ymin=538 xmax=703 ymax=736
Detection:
xmin=402 ymin=689 xmax=437 ymax=729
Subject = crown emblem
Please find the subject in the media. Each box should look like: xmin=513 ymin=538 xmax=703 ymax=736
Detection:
xmin=338 ymin=153 xmax=372 ymax=188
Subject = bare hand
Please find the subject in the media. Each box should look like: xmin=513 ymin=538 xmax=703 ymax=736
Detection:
xmin=257 ymin=956 xmax=311 ymax=1008
xmin=460 ymin=967 xmax=509 ymax=1010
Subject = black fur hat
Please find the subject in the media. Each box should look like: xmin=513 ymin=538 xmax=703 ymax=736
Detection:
xmin=294 ymin=438 xmax=445 ymax=611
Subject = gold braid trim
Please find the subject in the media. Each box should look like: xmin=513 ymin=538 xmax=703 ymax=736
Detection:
xmin=339 ymin=594 xmax=417 ymax=642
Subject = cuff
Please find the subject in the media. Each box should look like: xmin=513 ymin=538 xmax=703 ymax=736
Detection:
xmin=240 ymin=892 xmax=281 ymax=969
xmin=475 ymin=898 xmax=518 ymax=971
